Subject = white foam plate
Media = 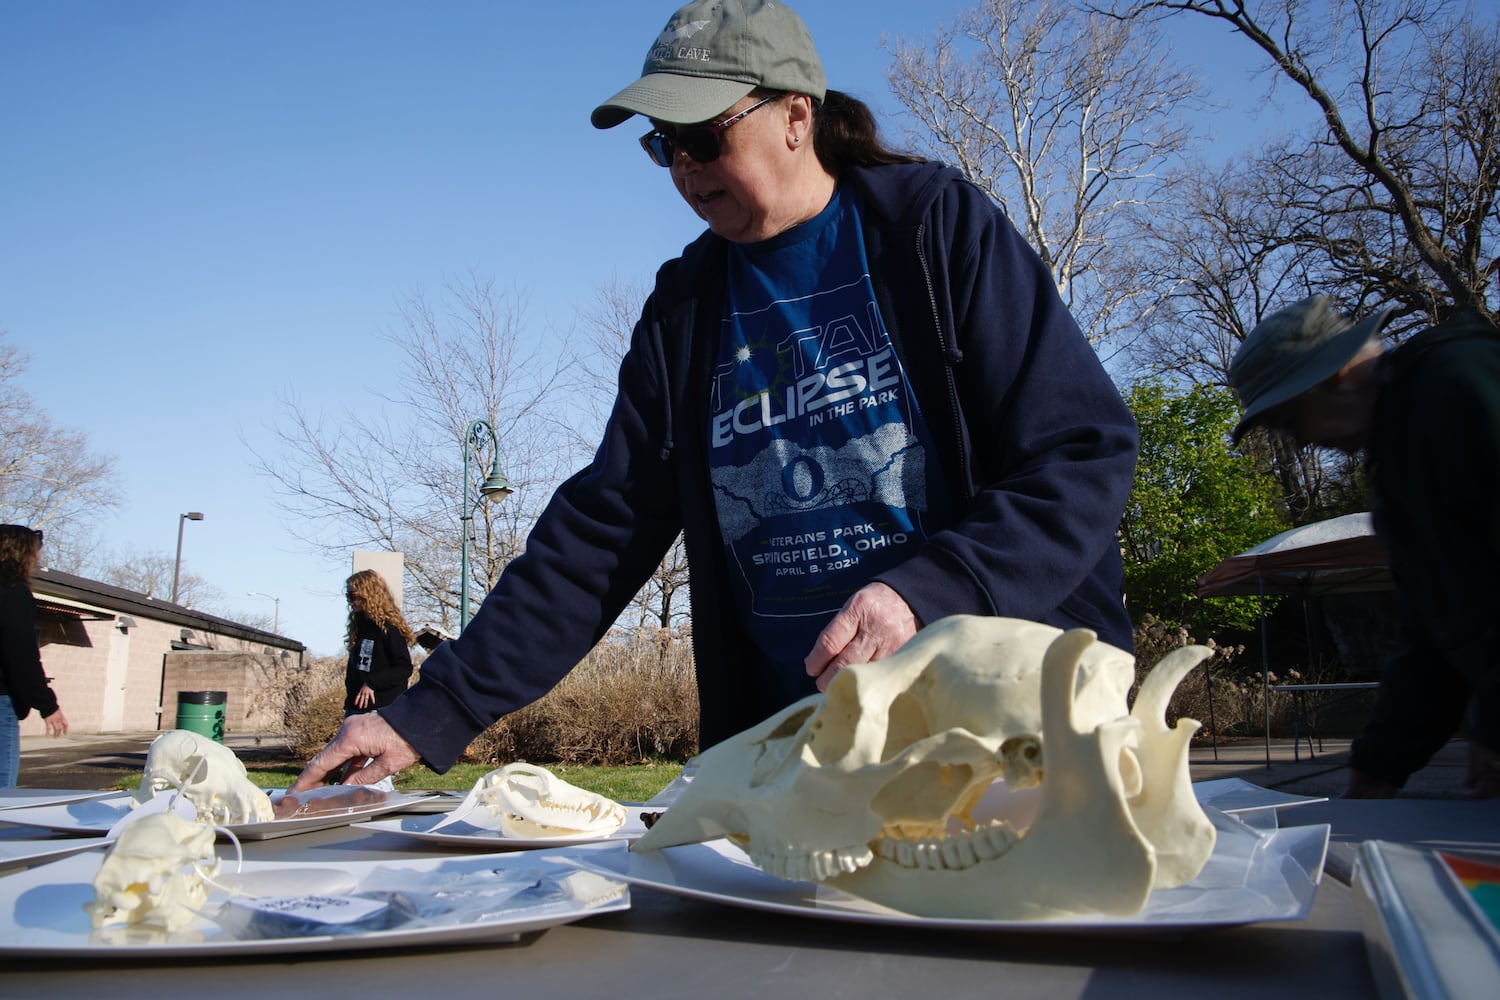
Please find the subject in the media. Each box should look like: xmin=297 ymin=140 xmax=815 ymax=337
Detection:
xmin=0 ymin=842 xmax=630 ymax=957
xmin=579 ymin=810 xmax=1329 ymax=933
xmin=363 ymin=804 xmax=655 ymax=849
xmin=0 ymin=790 xmax=433 ymax=841
xmin=0 ymin=789 xmax=117 ymax=812
xmin=0 ymin=838 xmax=104 ymax=873
xmin=1192 ymin=777 xmax=1329 ymax=814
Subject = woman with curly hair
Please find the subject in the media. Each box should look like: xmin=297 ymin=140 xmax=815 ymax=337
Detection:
xmin=342 ymin=569 xmax=414 ymax=716
xmin=1 ymin=524 xmax=68 ymax=786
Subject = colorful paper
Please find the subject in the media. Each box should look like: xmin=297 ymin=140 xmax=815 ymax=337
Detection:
xmin=1438 ymin=851 xmax=1500 ymax=945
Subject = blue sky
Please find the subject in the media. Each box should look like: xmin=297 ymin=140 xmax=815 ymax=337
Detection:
xmin=1 ymin=1 xmax=1273 ymax=657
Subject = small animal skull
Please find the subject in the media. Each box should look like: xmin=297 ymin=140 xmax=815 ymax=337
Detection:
xmin=634 ymin=616 xmax=1214 ymax=920
xmin=132 ymin=729 xmax=273 ymax=825
xmin=473 ymin=763 xmax=626 ymax=838
xmin=87 ymin=811 xmax=220 ymax=930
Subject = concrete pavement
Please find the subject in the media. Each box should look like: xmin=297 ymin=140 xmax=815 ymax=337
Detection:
xmin=14 ymin=731 xmax=295 ymax=791
xmin=13 ymin=728 xmax=1481 ymax=799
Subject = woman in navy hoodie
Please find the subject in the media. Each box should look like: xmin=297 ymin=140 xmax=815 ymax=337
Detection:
xmin=294 ymin=0 xmax=1136 ymax=789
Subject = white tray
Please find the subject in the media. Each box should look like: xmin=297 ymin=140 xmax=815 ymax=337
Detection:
xmin=363 ymin=804 xmax=655 ymax=849
xmin=581 ymin=808 xmax=1329 ymax=933
xmin=1192 ymin=777 xmax=1328 ymax=814
xmin=0 ymin=842 xmax=630 ymax=957
xmin=0 ymin=789 xmax=117 ymax=812
xmin=0 ymin=837 xmax=104 ymax=874
xmin=0 ymin=789 xmax=432 ymax=841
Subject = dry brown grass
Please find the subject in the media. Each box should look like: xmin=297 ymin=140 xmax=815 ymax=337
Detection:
xmin=463 ymin=629 xmax=698 ymax=766
xmin=276 ymin=629 xmax=699 ymax=767
xmin=1132 ymin=615 xmax=1300 ymax=741
xmin=275 ymin=655 xmax=348 ymax=760
xmin=276 ymin=617 xmax=1306 ymax=764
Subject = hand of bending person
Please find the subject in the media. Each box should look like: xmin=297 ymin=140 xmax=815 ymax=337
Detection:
xmin=289 ymin=711 xmax=419 ymax=792
xmin=805 ymin=582 xmax=921 ymax=693
xmin=1462 ymin=740 xmax=1500 ymax=799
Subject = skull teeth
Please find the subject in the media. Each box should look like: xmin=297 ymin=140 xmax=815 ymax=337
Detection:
xmin=874 ymin=819 xmax=1020 ymax=871
xmin=751 ymin=844 xmax=875 ymax=883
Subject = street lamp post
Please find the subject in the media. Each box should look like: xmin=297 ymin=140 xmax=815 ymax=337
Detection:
xmin=459 ymin=419 xmax=515 ymax=631
xmin=171 ymin=511 xmax=204 ymax=604
xmin=246 ymin=591 xmax=281 ymax=632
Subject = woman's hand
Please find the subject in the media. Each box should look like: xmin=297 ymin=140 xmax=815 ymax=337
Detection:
xmin=42 ymin=708 xmax=68 ymax=737
xmin=353 ymin=684 xmax=376 ymax=710
xmin=804 ymin=582 xmax=920 ymax=692
xmin=289 ymin=712 xmax=419 ymax=792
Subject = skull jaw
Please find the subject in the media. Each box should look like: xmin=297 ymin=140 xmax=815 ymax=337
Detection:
xmin=636 ymin=619 xmax=1216 ymax=920
xmin=132 ymin=729 xmax=274 ymax=825
xmin=88 ymin=812 xmax=219 ymax=931
xmin=635 ymin=615 xmax=1133 ymax=867
xmin=475 ymin=763 xmax=627 ymax=838
xmin=827 ymin=714 xmax=1156 ymax=920
xmin=1127 ymin=644 xmax=1218 ymax=889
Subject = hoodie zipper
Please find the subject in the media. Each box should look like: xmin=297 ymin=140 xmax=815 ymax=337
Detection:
xmin=914 ymin=221 xmax=974 ymax=505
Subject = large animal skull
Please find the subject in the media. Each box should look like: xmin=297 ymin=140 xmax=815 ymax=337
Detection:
xmin=132 ymin=729 xmax=274 ymax=825
xmin=473 ymin=763 xmax=627 ymax=838
xmin=634 ymin=616 xmax=1214 ymax=920
xmin=87 ymin=811 xmax=220 ymax=931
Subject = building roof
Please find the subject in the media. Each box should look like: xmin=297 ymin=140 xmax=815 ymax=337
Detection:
xmin=31 ymin=568 xmax=306 ymax=653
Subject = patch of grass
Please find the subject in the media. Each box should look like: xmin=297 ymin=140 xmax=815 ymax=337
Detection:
xmin=115 ymin=760 xmax=683 ymax=803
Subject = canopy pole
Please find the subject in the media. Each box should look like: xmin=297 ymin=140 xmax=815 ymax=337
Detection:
xmin=1260 ymin=578 xmax=1271 ymax=768
xmin=1198 ymin=596 xmax=1218 ymax=762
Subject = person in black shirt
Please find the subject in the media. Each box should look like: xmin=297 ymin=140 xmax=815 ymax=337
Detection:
xmin=1229 ymin=296 xmax=1500 ymax=798
xmin=342 ymin=569 xmax=415 ymax=715
xmin=1 ymin=524 xmax=68 ymax=787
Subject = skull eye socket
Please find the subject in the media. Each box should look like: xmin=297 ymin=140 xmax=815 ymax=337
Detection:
xmin=872 ymin=761 xmax=980 ymax=824
xmin=882 ymin=692 xmax=931 ymax=761
xmin=750 ymin=705 xmax=821 ymax=783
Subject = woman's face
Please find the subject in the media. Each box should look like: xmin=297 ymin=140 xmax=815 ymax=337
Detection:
xmin=662 ymin=94 xmax=811 ymax=244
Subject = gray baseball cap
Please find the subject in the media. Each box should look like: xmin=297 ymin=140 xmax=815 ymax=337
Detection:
xmin=591 ymin=0 xmax=827 ymax=129
xmin=1229 ymin=295 xmax=1393 ymax=443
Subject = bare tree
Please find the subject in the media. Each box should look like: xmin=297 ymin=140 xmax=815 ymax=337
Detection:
xmin=96 ymin=549 xmax=221 ymax=610
xmin=1129 ymin=158 xmax=1322 ymax=386
xmin=0 ymin=332 xmax=118 ymax=542
xmin=572 ymin=275 xmax=692 ymax=634
xmin=251 ymin=275 xmax=579 ymax=632
xmin=1129 ymin=156 xmax=1399 ymax=519
xmin=1116 ymin=0 xmax=1500 ymax=323
xmin=885 ymin=0 xmax=1203 ymax=346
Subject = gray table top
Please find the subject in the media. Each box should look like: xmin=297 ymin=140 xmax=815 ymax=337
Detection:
xmin=0 ymin=809 xmax=1397 ymax=999
xmin=1276 ymin=796 xmax=1500 ymax=883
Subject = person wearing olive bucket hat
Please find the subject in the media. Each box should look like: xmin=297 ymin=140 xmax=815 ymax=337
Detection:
xmin=291 ymin=0 xmax=1139 ymax=796
xmin=1229 ymin=296 xmax=1500 ymax=799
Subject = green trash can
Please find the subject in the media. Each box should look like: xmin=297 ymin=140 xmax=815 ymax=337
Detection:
xmin=175 ymin=690 xmax=227 ymax=743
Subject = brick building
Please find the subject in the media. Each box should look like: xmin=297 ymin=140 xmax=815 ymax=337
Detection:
xmin=24 ymin=568 xmax=305 ymax=736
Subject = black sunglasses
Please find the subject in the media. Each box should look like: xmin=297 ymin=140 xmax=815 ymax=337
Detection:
xmin=639 ymin=94 xmax=781 ymax=168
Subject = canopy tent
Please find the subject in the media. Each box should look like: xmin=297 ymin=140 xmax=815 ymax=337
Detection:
xmin=1196 ymin=512 xmax=1390 ymax=598
xmin=1195 ymin=513 xmax=1391 ymax=765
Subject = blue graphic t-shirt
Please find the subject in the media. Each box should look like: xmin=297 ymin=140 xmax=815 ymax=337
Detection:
xmin=709 ymin=187 xmax=944 ymax=704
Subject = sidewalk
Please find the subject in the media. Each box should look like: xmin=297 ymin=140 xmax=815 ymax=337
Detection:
xmin=1190 ymin=735 xmax=1476 ymax=800
xmin=16 ymin=731 xmax=294 ymax=791
xmin=16 ymin=729 xmax=1479 ymax=799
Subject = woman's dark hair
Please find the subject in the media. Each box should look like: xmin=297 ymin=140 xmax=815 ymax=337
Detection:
xmin=811 ymin=89 xmax=921 ymax=173
xmin=0 ymin=524 xmax=43 ymax=588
